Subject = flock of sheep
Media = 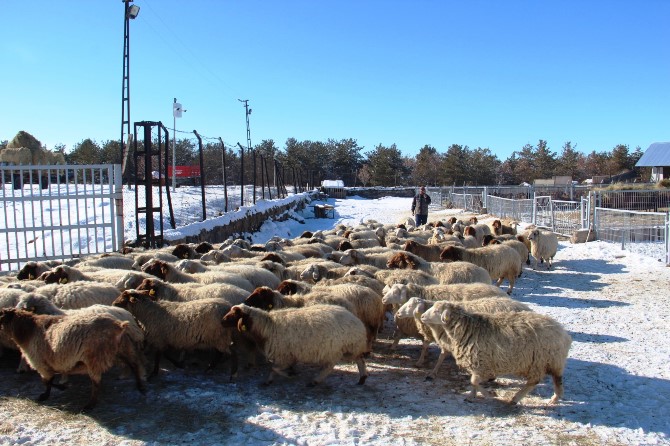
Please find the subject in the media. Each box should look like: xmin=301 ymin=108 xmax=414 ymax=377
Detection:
xmin=0 ymin=213 xmax=569 ymax=411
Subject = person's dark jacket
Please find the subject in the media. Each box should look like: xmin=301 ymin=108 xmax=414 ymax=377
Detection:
xmin=411 ymin=192 xmax=431 ymax=215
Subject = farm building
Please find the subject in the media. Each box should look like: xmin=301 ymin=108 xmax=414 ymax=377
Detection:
xmin=321 ymin=179 xmax=346 ymax=198
xmin=636 ymin=142 xmax=670 ymax=182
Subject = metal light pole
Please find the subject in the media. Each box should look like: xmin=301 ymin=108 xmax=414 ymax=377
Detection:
xmin=121 ymin=0 xmax=140 ymax=186
xmin=238 ymin=99 xmax=252 ymax=205
xmin=172 ymin=98 xmax=184 ymax=191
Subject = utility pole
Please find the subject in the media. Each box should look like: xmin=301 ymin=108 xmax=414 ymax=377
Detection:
xmin=172 ymin=98 xmax=184 ymax=191
xmin=121 ymin=0 xmax=140 ymax=187
xmin=238 ymin=99 xmax=252 ymax=205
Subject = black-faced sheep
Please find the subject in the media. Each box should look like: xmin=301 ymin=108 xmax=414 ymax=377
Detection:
xmin=16 ymin=260 xmax=63 ymax=280
xmin=491 ymin=219 xmax=518 ymax=236
xmin=527 ymin=228 xmax=559 ymax=270
xmin=112 ymin=290 xmax=238 ymax=379
xmin=221 ymin=304 xmax=368 ymax=386
xmin=0 ymin=308 xmax=146 ymax=411
xmin=436 ymin=302 xmax=571 ymax=404
xmin=439 ymin=245 xmax=521 ymax=294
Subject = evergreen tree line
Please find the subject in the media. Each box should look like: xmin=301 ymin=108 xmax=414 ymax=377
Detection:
xmin=3 ymin=137 xmax=648 ymax=187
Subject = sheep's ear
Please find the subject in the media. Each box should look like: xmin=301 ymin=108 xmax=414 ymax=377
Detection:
xmin=268 ymin=304 xmax=272 ymax=309
xmin=28 ymin=274 xmax=34 ymax=280
xmin=237 ymin=318 xmax=247 ymax=332
xmin=148 ymin=289 xmax=155 ymax=296
xmin=129 ymin=295 xmax=136 ymax=303
xmin=440 ymin=309 xmax=450 ymax=323
xmin=59 ymin=278 xmax=68 ymax=284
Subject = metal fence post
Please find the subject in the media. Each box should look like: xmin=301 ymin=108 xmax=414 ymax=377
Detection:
xmin=532 ymin=193 xmax=537 ymax=225
xmin=113 ymin=164 xmax=124 ymax=251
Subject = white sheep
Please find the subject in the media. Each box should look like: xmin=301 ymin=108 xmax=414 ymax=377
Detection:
xmin=40 ymin=264 xmax=136 ymax=286
xmin=385 ymin=252 xmax=492 ymax=286
xmin=140 ymin=259 xmax=255 ymax=291
xmin=222 ymin=304 xmax=369 ymax=386
xmin=113 ymin=290 xmax=238 ymax=379
xmin=402 ymin=296 xmax=532 ymax=380
xmin=439 ymin=245 xmax=522 ymax=294
xmin=434 ymin=302 xmax=571 ymax=404
xmin=0 ymin=308 xmax=146 ymax=411
xmin=373 ymin=268 xmax=440 ymax=287
xmin=26 ymin=281 xmax=122 ymax=309
xmin=381 ymin=282 xmax=507 ymax=307
xmin=135 ymin=277 xmax=249 ymax=305
xmin=527 ymin=228 xmax=559 ymax=270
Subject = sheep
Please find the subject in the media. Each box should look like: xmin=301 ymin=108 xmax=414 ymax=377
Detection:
xmin=400 ymin=296 xmax=531 ymax=380
xmin=16 ymin=260 xmax=63 ymax=280
xmin=199 ymin=249 xmax=232 ymax=264
xmin=439 ymin=245 xmax=521 ymax=294
xmin=373 ymin=268 xmax=440 ymax=287
xmin=385 ymin=252 xmax=492 ymax=286
xmin=381 ymin=282 xmax=507 ymax=307
xmin=131 ymin=251 xmax=180 ymax=270
xmin=276 ymin=279 xmax=314 ymax=296
xmin=339 ymin=248 xmax=404 ymax=269
xmin=140 ymin=259 xmax=255 ymax=291
xmin=527 ymin=228 xmax=559 ymax=269
xmin=41 ymin=264 xmax=136 ymax=286
xmin=112 ymin=290 xmax=238 ymax=379
xmin=0 ymin=288 xmax=28 ymax=362
xmin=0 ymin=308 xmax=146 ymax=411
xmin=298 ymin=260 xmax=348 ymax=283
xmin=221 ymin=304 xmax=369 ymax=386
xmin=135 ymin=277 xmax=249 ymax=304
xmin=171 ymin=243 xmax=200 ymax=260
xmin=463 ymin=224 xmax=492 ymax=246
xmin=217 ymin=263 xmax=281 ymax=289
xmin=25 ymin=281 xmax=122 ymax=309
xmin=403 ymin=240 xmax=452 ymax=262
xmin=491 ymin=219 xmax=518 ymax=236
xmin=432 ymin=302 xmax=571 ymax=404
xmin=320 ymin=274 xmax=386 ymax=296
xmin=114 ymin=270 xmax=156 ymax=291
xmin=244 ymin=286 xmax=356 ymax=314
xmin=75 ymin=253 xmax=136 ymax=271
xmin=483 ymin=238 xmax=529 ymax=276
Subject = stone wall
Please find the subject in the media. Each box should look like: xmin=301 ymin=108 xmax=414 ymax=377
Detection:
xmin=346 ymin=187 xmax=415 ymax=199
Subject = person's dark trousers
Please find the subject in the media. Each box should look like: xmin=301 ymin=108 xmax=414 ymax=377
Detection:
xmin=415 ymin=214 xmax=428 ymax=226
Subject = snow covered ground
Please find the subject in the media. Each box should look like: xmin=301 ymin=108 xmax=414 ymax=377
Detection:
xmin=1 ymin=193 xmax=669 ymax=445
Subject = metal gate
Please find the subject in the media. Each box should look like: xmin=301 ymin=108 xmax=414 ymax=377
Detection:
xmin=0 ymin=164 xmax=124 ymax=271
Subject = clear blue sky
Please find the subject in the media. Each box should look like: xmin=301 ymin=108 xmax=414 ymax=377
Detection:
xmin=1 ymin=1 xmax=668 ymax=160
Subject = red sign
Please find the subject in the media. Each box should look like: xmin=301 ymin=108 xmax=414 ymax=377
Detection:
xmin=167 ymin=166 xmax=201 ymax=178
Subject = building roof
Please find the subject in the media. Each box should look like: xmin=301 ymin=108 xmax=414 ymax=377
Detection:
xmin=321 ymin=180 xmax=344 ymax=187
xmin=636 ymin=142 xmax=670 ymax=167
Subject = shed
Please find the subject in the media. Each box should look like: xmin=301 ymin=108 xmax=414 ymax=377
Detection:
xmin=636 ymin=142 xmax=670 ymax=182
xmin=321 ymin=180 xmax=346 ymax=198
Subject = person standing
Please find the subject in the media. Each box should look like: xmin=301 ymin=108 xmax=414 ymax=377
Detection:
xmin=411 ymin=186 xmax=431 ymax=226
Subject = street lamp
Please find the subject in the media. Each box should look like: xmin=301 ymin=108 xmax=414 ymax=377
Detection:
xmin=172 ymin=98 xmax=185 ymax=191
xmin=121 ymin=0 xmax=140 ymax=186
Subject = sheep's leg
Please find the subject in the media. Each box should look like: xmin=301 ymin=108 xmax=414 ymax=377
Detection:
xmin=355 ymin=357 xmax=368 ymax=385
xmin=82 ymin=373 xmax=102 ymax=411
xmin=549 ymin=374 xmax=564 ymax=404
xmin=308 ymin=363 xmax=335 ymax=386
xmin=509 ymin=378 xmax=540 ymax=405
xmin=17 ymin=355 xmax=31 ymax=373
xmin=415 ymin=340 xmax=431 ymax=367
xmin=38 ymin=375 xmax=56 ymax=402
xmin=466 ymin=373 xmax=494 ymax=402
xmin=389 ymin=330 xmax=402 ymax=350
xmin=150 ymin=351 xmax=162 ymax=378
xmin=506 ymin=274 xmax=515 ymax=295
xmin=425 ymin=348 xmax=449 ymax=381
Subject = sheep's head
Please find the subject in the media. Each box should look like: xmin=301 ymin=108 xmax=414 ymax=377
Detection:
xmin=221 ymin=305 xmax=253 ymax=333
xmin=464 ymin=226 xmax=477 ymax=238
xmin=421 ymin=301 xmax=447 ymax=325
xmin=113 ymin=289 xmax=152 ymax=308
xmin=337 ymin=240 xmax=354 ymax=251
xmin=135 ymin=278 xmax=160 ymax=300
xmin=42 ymin=266 xmax=70 ymax=284
xmin=276 ymin=280 xmax=299 ymax=295
xmin=299 ymin=231 xmax=313 ymax=239
xmin=386 ymin=252 xmax=417 ymax=270
xmin=14 ymin=293 xmax=46 ymax=313
xmin=481 ymin=234 xmax=495 ymax=246
xmin=381 ymin=283 xmax=404 ymax=305
xmin=448 ymin=217 xmax=457 ymax=224
xmin=0 ymin=308 xmax=20 ymax=327
xmin=439 ymin=246 xmax=462 ymax=262
xmin=172 ymin=244 xmax=194 ymax=260
xmin=396 ymin=297 xmax=425 ymax=319
xmin=244 ymin=286 xmax=276 ymax=310
xmin=195 ymin=241 xmax=214 ymax=254
xmin=17 ymin=261 xmax=42 ymax=280
xmin=439 ymin=303 xmax=460 ymax=325
xmin=528 ymin=229 xmax=540 ymax=241
xmin=300 ymin=264 xmax=320 ymax=283
xmin=469 ymin=216 xmax=478 ymax=225
xmin=492 ymin=220 xmax=502 ymax=233
xmin=141 ymin=259 xmax=169 ymax=280
xmin=261 ymin=253 xmax=285 ymax=265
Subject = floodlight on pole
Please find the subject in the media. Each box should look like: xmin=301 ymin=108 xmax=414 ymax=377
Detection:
xmin=172 ymin=98 xmax=185 ymax=192
xmin=121 ymin=0 xmax=140 ymax=187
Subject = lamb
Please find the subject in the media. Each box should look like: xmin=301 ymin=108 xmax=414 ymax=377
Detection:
xmin=401 ymin=296 xmax=531 ymax=380
xmin=432 ymin=302 xmax=571 ymax=404
xmin=381 ymin=282 xmax=507 ymax=307
xmin=221 ymin=304 xmax=369 ymax=386
xmin=527 ymin=228 xmax=559 ymax=269
xmin=385 ymin=252 xmax=492 ymax=286
xmin=135 ymin=277 xmax=249 ymax=305
xmin=483 ymin=238 xmax=529 ymax=276
xmin=439 ymin=245 xmax=521 ymax=294
xmin=112 ymin=290 xmax=238 ymax=379
xmin=0 ymin=308 xmax=146 ymax=410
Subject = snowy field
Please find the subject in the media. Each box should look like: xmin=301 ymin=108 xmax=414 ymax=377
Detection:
xmin=1 ymin=193 xmax=669 ymax=445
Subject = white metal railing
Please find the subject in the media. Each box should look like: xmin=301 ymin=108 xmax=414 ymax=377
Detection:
xmin=0 ymin=164 xmax=123 ymax=271
xmin=594 ymin=207 xmax=669 ymax=263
